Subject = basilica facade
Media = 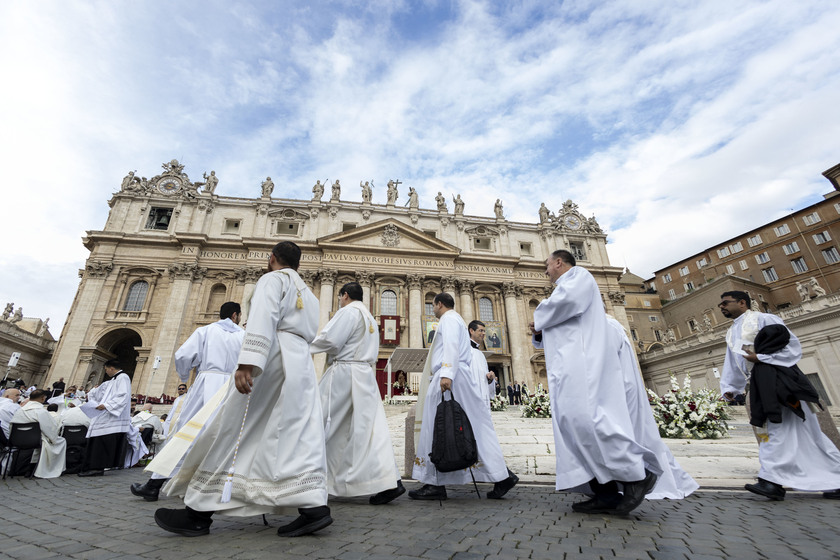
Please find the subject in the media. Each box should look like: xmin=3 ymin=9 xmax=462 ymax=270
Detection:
xmin=48 ymin=160 xmax=626 ymax=398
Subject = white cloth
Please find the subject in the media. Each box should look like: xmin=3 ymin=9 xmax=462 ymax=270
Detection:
xmin=165 ymin=268 xmax=328 ymax=516
xmin=606 ymin=317 xmax=698 ymax=499
xmin=469 ymin=343 xmax=493 ymax=407
xmin=413 ymin=309 xmax=509 ymax=485
xmin=11 ymin=401 xmax=67 ymax=478
xmin=0 ymin=397 xmax=20 ymax=438
xmin=533 ymin=266 xmax=659 ymax=490
xmin=132 ymin=410 xmax=165 ymax=443
xmin=59 ymin=407 xmax=91 ymax=428
xmin=310 ymin=299 xmax=399 ymax=496
xmin=85 ymin=372 xmax=132 ymax=438
xmin=161 ymin=394 xmax=187 ymax=439
xmin=722 ymin=312 xmax=840 ymax=490
xmin=125 ymin=423 xmax=149 ymax=468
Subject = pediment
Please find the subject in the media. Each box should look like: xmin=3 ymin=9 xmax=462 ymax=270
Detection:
xmin=317 ymin=218 xmax=460 ymax=257
xmin=268 ymin=207 xmax=309 ymax=221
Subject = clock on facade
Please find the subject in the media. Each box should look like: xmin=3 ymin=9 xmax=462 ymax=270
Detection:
xmin=157 ymin=177 xmax=182 ymax=194
xmin=562 ymin=214 xmax=582 ymax=230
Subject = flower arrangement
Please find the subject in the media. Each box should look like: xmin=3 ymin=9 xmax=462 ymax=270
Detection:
xmin=647 ymin=374 xmax=730 ymax=439
xmin=521 ymin=391 xmax=551 ymax=418
xmin=490 ymin=393 xmax=508 ymax=411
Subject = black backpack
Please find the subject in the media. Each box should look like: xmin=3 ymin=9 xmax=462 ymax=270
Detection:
xmin=429 ymin=390 xmax=478 ymax=472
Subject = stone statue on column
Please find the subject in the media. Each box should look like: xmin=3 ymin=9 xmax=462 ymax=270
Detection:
xmin=494 ymin=199 xmax=504 ymax=219
xmin=407 ymin=187 xmax=419 ymax=210
xmin=435 ymin=192 xmax=448 ymax=212
xmin=37 ymin=318 xmax=50 ymax=337
xmin=539 ymin=203 xmax=550 ymax=223
xmin=1 ymin=303 xmax=12 ymax=321
xmin=260 ymin=176 xmax=274 ymax=197
xmin=10 ymin=307 xmax=23 ymax=324
xmin=453 ymin=194 xmax=464 ymax=215
xmin=330 ymin=180 xmax=341 ymax=202
xmin=312 ymin=180 xmax=325 ymax=201
xmin=809 ymin=277 xmax=827 ymax=297
xmin=360 ymin=180 xmax=373 ymax=203
xmin=202 ymin=171 xmax=219 ymax=193
xmin=387 ymin=180 xmax=399 ymax=205
xmin=796 ymin=281 xmax=809 ymax=302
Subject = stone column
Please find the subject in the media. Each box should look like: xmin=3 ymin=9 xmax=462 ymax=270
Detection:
xmin=441 ymin=275 xmax=457 ymax=304
xmin=457 ymin=279 xmax=475 ymax=323
xmin=356 ymin=271 xmax=375 ymax=309
xmin=150 ymin=263 xmax=207 ymax=395
xmin=236 ymin=266 xmax=265 ymax=326
xmin=50 ymin=260 xmax=113 ymax=389
xmin=314 ymin=268 xmax=337 ymax=376
xmin=503 ymin=281 xmax=530 ymax=386
xmin=407 ymin=273 xmax=425 ymax=348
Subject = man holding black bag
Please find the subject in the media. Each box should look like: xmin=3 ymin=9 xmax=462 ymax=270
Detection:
xmin=410 ymin=293 xmax=518 ymax=501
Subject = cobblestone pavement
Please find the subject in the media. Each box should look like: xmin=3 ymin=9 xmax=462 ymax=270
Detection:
xmin=2 ymin=468 xmax=839 ymax=560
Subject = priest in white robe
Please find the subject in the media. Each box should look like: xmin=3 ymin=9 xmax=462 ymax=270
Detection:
xmin=310 ymin=281 xmax=404 ymax=504
xmin=606 ymin=316 xmax=699 ymax=499
xmin=531 ymin=250 xmax=661 ymax=515
xmin=411 ymin=293 xmax=518 ymax=501
xmin=11 ymin=389 xmax=66 ymax=478
xmin=79 ymin=360 xmax=142 ymax=477
xmin=0 ymin=388 xmax=21 ymax=438
xmin=155 ymin=241 xmax=331 ymax=538
xmin=161 ymin=383 xmax=188 ymax=440
xmin=467 ymin=320 xmax=496 ymax=408
xmin=719 ymin=290 xmax=840 ymax=500
xmin=131 ymin=304 xmax=244 ymax=501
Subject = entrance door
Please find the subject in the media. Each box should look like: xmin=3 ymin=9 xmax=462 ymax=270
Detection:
xmin=375 ymin=358 xmax=389 ymax=399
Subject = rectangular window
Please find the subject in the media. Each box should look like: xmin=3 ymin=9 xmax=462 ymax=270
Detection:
xmin=782 ymin=241 xmax=800 ymax=255
xmin=730 ymin=241 xmax=743 ymax=253
xmin=474 ymin=237 xmax=491 ymax=250
xmin=145 ymin=207 xmax=173 ymax=230
xmin=822 ymin=247 xmax=840 ymax=264
xmin=696 ymin=258 xmax=708 ymax=268
xmin=223 ymin=219 xmax=241 ymax=234
xmin=739 ymin=260 xmax=749 ymax=270
xmin=726 ymin=264 xmax=735 ymax=274
xmin=773 ymin=224 xmax=790 ymax=236
xmin=679 ymin=266 xmax=690 ymax=277
xmin=755 ymin=252 xmax=770 ymax=264
xmin=803 ymin=212 xmax=821 ymax=226
xmin=662 ymin=273 xmax=672 ymax=283
xmin=762 ymin=267 xmax=779 ymax=282
xmin=424 ymin=229 xmax=437 ymax=238
xmin=813 ymin=231 xmax=832 ymax=244
xmin=747 ymin=235 xmax=762 ymax=247
xmin=631 ymin=329 xmax=638 ymax=341
xmin=791 ymin=257 xmax=808 ymax=274
xmin=655 ymin=330 xmax=662 ymax=342
xmin=717 ymin=247 xmax=730 ymax=258
xmin=275 ymin=222 xmax=300 ymax=236
xmin=519 ymin=242 xmax=533 ymax=256
xmin=570 ymin=242 xmax=586 ymax=261
xmin=668 ymin=289 xmax=676 ymax=299
xmin=649 ymin=315 xmax=659 ymax=322
xmin=342 ymin=223 xmax=357 ymax=232
xmin=643 ymin=300 xmax=652 ymax=307
xmin=835 ymin=203 xmax=840 ymax=215
xmin=684 ymin=282 xmax=694 ymax=292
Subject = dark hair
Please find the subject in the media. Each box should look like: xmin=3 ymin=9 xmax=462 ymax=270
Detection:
xmin=339 ymin=282 xmax=363 ymax=302
xmin=30 ymin=389 xmax=49 ymax=401
xmin=46 ymin=403 xmax=59 ymax=412
xmin=272 ymin=241 xmax=302 ymax=270
xmin=103 ymin=359 xmax=121 ymax=370
xmin=434 ymin=292 xmax=455 ymax=309
xmin=721 ymin=290 xmax=751 ymax=308
xmin=468 ymin=320 xmax=485 ymax=332
xmin=178 ymin=383 xmax=187 ymax=390
xmin=551 ymin=249 xmax=576 ymax=267
xmin=220 ymin=301 xmax=241 ymax=319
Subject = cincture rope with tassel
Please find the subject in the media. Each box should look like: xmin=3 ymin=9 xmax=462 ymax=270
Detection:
xmin=221 ymin=393 xmax=252 ymax=503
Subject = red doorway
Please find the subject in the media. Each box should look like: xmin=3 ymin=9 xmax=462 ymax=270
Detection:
xmin=375 ymin=358 xmax=389 ymax=399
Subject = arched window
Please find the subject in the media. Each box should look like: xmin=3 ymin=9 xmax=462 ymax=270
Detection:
xmin=124 ymin=281 xmax=148 ymax=312
xmin=381 ymin=289 xmax=398 ymax=315
xmin=478 ymin=297 xmax=494 ymax=321
xmin=206 ymin=284 xmax=227 ymax=314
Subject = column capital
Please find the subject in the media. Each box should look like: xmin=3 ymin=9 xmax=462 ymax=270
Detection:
xmin=355 ymin=270 xmax=375 ymax=287
xmin=298 ymin=269 xmax=318 ymax=288
xmin=502 ymin=281 xmax=522 ymax=298
xmin=440 ymin=275 xmax=457 ymax=292
xmin=169 ymin=263 xmax=208 ymax=282
xmin=85 ymin=260 xmax=113 ymax=279
xmin=456 ymin=278 xmax=475 ymax=293
xmin=235 ymin=266 xmax=264 ymax=284
xmin=406 ymin=273 xmax=425 ymax=290
xmin=318 ymin=268 xmax=338 ymax=285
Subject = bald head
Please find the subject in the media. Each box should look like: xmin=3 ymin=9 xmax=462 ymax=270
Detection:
xmin=142 ymin=403 xmax=154 ymax=412
xmin=3 ymin=388 xmax=20 ymax=401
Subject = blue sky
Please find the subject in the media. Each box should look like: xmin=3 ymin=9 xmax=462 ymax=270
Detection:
xmin=2 ymin=0 xmax=840 ymax=335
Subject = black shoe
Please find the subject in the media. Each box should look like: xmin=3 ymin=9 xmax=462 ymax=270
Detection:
xmin=408 ymin=484 xmax=447 ymax=500
xmin=615 ymin=470 xmax=658 ymax=514
xmin=745 ymin=478 xmax=785 ymax=501
xmin=370 ymin=481 xmax=406 ymax=505
xmin=487 ymin=470 xmax=519 ymax=499
xmin=823 ymin=489 xmax=840 ymax=500
xmin=131 ymin=480 xmax=162 ymax=502
xmin=276 ymin=507 xmax=333 ymax=537
xmin=154 ymin=508 xmax=212 ymax=537
xmin=571 ymin=496 xmax=622 ymax=514
xmin=78 ymin=470 xmax=104 ymax=477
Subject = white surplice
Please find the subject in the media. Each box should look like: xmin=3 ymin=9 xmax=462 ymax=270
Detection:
xmin=533 ymin=266 xmax=659 ymax=491
xmin=469 ymin=342 xmax=493 ymax=407
xmin=59 ymin=406 xmax=91 ymax=428
xmin=310 ymin=299 xmax=399 ymax=496
xmin=413 ymin=309 xmax=508 ymax=485
xmin=132 ymin=411 xmax=165 ymax=444
xmin=606 ymin=317 xmax=698 ymax=499
xmin=11 ymin=402 xmax=67 ymax=478
xmin=165 ymin=268 xmax=328 ymax=516
xmin=173 ymin=318 xmax=245 ymax=430
xmin=85 ymin=372 xmax=132 ymax=438
xmin=0 ymin=397 xmax=20 ymax=438
xmin=161 ymin=393 xmax=187 ymax=440
xmin=722 ymin=312 xmax=840 ymax=491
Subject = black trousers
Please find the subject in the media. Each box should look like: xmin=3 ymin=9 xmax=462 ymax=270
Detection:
xmin=82 ymin=433 xmax=126 ymax=471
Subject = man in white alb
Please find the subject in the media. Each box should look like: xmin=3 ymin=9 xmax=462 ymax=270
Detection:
xmin=531 ymin=250 xmax=672 ymax=514
xmin=131 ymin=403 xmax=165 ymax=446
xmin=0 ymin=388 xmax=21 ymax=438
xmin=154 ymin=241 xmax=331 ymax=538
xmin=11 ymin=389 xmax=66 ymax=478
xmin=467 ymin=320 xmax=497 ymax=407
xmin=411 ymin=293 xmax=518 ymax=500
xmin=718 ymin=290 xmax=840 ymax=500
xmin=131 ymin=303 xmax=244 ymax=501
xmin=310 ymin=281 xmax=404 ymax=504
xmin=161 ymin=383 xmax=188 ymax=440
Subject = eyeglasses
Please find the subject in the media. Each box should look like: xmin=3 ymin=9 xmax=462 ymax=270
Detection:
xmin=718 ymin=300 xmax=737 ymax=307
